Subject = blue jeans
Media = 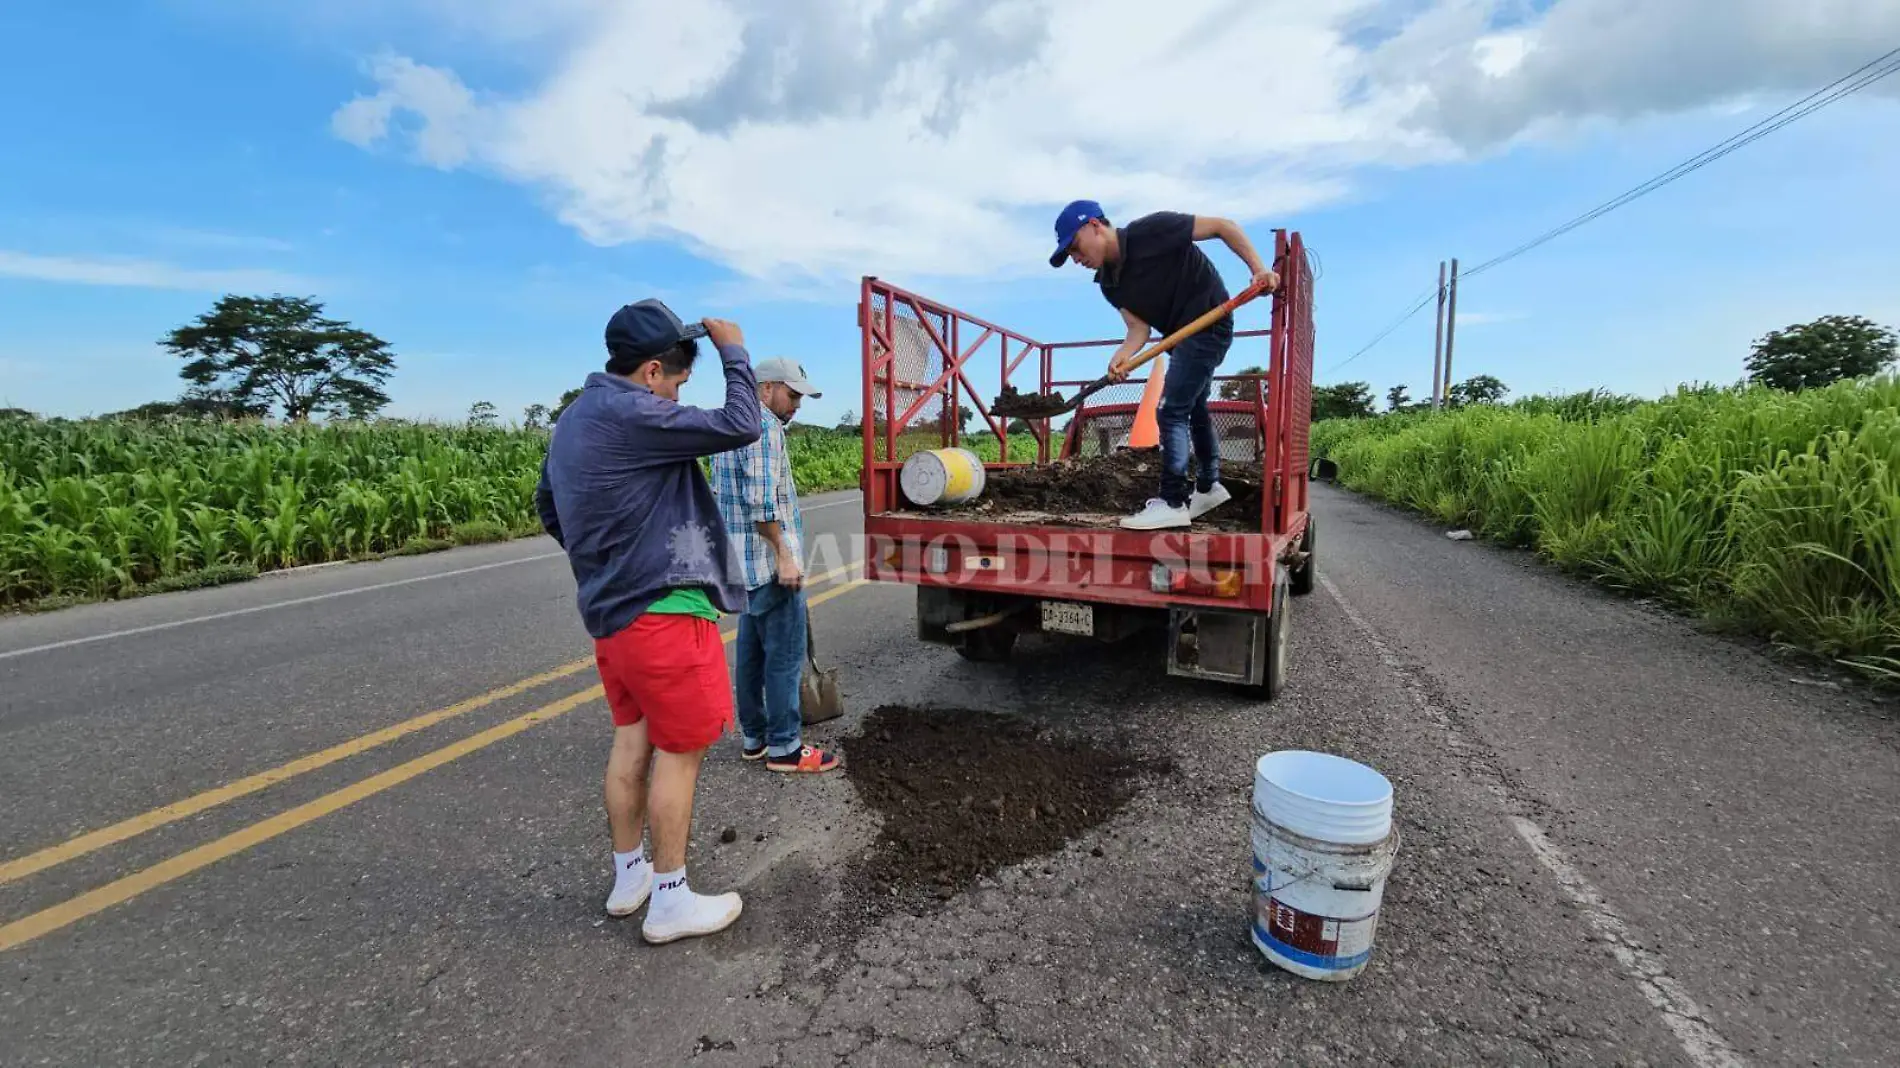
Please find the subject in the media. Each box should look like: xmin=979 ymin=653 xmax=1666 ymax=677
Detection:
xmin=735 ymin=580 xmax=806 ymax=758
xmin=1157 ymin=317 xmax=1233 ymax=506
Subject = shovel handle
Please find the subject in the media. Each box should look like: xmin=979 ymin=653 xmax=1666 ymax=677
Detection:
xmin=1114 ymin=274 xmax=1274 ymax=378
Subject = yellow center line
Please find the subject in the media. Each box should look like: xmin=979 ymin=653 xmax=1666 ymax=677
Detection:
xmin=0 ymin=575 xmax=877 ymax=954
xmin=0 ymin=563 xmax=862 ymax=889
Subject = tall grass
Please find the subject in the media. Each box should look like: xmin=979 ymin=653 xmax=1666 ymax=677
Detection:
xmin=1312 ymin=378 xmax=1900 ymax=680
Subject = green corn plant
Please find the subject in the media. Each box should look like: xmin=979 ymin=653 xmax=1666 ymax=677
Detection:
xmin=186 ymin=505 xmax=231 ymax=570
xmin=141 ymin=503 xmax=186 ymax=579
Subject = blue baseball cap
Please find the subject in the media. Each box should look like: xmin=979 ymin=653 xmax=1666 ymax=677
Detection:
xmin=1049 ymin=199 xmax=1105 ymax=267
xmin=604 ymin=298 xmax=709 ymax=359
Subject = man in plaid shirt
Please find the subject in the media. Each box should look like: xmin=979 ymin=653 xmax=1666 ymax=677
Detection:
xmin=710 ymin=356 xmax=842 ymax=774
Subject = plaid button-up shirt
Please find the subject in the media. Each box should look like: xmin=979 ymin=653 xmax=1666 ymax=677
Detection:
xmin=710 ymin=409 xmax=803 ymax=591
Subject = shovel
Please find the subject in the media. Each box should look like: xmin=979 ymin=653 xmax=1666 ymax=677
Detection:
xmin=799 ymin=599 xmax=844 ymax=726
xmin=990 ymin=274 xmax=1275 ymax=420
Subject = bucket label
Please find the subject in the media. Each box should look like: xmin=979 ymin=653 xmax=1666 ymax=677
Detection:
xmin=1255 ymin=893 xmax=1378 ymax=968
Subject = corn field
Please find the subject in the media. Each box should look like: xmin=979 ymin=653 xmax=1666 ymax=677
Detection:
xmin=1310 ymin=376 xmax=1900 ymax=681
xmin=0 ymin=416 xmax=1006 ymax=609
xmin=0 ymin=417 xmax=550 ymax=606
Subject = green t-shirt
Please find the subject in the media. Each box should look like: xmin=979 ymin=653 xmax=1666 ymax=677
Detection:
xmin=647 ymin=586 xmax=720 ymax=622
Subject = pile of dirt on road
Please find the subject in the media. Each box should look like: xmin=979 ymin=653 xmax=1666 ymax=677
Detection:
xmin=953 ymin=447 xmax=1266 ymax=532
xmin=843 ymin=704 xmax=1167 ymax=904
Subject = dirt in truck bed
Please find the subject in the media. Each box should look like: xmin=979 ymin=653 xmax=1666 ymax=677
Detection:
xmin=844 ymin=704 xmax=1167 ymax=906
xmin=935 ymin=447 xmax=1266 ymax=532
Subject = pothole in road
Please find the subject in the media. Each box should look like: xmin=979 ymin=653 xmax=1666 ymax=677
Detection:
xmin=842 ymin=704 xmax=1170 ymax=908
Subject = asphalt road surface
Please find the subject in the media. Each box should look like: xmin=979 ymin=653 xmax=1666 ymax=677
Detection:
xmin=2 ymin=484 xmax=1895 ymax=1067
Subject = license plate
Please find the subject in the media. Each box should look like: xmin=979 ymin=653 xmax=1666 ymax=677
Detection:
xmin=1041 ymin=600 xmax=1094 ymax=636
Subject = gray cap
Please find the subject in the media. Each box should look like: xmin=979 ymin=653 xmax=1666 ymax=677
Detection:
xmin=754 ymin=356 xmax=822 ymax=398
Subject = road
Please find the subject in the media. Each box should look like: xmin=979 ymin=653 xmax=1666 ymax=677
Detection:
xmin=2 ymin=484 xmax=1895 ymax=1067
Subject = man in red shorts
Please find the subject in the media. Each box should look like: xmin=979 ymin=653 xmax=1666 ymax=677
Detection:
xmin=536 ymin=297 xmax=764 ymax=944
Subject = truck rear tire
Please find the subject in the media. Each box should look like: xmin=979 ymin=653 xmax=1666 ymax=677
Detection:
xmin=1252 ymin=573 xmax=1291 ymax=701
xmin=1289 ymin=516 xmax=1316 ymax=597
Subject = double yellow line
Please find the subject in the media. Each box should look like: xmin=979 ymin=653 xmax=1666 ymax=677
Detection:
xmin=0 ymin=566 xmax=869 ymax=954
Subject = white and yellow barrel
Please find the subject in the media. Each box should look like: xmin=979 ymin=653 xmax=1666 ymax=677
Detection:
xmin=899 ymin=447 xmax=987 ymax=507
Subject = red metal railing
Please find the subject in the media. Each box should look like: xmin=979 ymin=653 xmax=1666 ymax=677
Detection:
xmin=859 ymin=277 xmax=1052 ymax=514
xmin=859 ymin=229 xmax=1313 ymax=531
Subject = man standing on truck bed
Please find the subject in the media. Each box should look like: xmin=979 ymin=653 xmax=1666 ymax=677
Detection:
xmin=1048 ymin=200 xmax=1277 ymax=530
xmin=536 ymin=297 xmax=761 ymax=945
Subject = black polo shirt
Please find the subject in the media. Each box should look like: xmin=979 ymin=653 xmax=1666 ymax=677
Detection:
xmin=1093 ymin=211 xmax=1230 ymax=335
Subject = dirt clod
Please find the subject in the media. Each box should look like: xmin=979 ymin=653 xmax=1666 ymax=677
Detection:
xmin=953 ymin=447 xmax=1266 ymax=532
xmin=990 ymin=384 xmax=1075 ymax=419
xmin=844 ymin=704 xmax=1167 ymax=906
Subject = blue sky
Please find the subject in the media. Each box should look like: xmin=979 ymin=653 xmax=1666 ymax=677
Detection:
xmin=3 ymin=1 xmax=1897 ymax=427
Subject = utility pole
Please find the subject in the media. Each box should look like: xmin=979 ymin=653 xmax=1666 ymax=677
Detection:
xmin=1431 ymin=261 xmax=1447 ymax=409
xmin=1442 ymin=257 xmax=1460 ymax=403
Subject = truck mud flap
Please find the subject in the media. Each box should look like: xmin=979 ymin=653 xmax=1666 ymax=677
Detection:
xmin=1167 ymin=606 xmax=1269 ymax=686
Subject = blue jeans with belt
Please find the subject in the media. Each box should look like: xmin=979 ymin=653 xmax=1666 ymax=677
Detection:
xmin=734 ymin=580 xmax=806 ymax=758
xmin=1156 ymin=316 xmax=1234 ymax=507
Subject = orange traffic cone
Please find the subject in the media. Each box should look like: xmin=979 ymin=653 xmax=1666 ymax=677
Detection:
xmin=1127 ymin=353 xmax=1165 ymax=449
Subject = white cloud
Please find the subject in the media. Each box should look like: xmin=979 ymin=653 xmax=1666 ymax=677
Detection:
xmin=1382 ymin=0 xmax=1900 ymax=148
xmin=326 ymin=0 xmax=1900 ymax=284
xmin=0 ymin=250 xmax=318 ymax=293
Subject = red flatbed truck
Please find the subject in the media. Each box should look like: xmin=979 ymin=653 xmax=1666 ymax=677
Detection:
xmin=859 ymin=230 xmax=1317 ymax=699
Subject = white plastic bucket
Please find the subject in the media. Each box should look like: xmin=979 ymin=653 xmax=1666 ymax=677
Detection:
xmin=1249 ymin=750 xmax=1399 ymax=982
xmin=899 ymin=447 xmax=986 ymax=507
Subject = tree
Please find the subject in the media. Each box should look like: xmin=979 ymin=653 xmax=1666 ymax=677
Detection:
xmin=1744 ymin=314 xmax=1898 ymax=392
xmin=523 ymin=403 xmax=549 ymax=430
xmin=836 ymin=410 xmax=860 ymax=430
xmin=1219 ymin=365 xmax=1269 ymax=400
xmin=1386 ymin=384 xmax=1412 ymax=412
xmin=161 ymin=295 xmax=396 ymax=421
xmin=108 ymin=391 xmax=269 ymax=422
xmin=466 ymin=400 xmax=498 ymax=428
xmin=1312 ymin=381 xmax=1376 ymax=421
xmin=550 ymin=387 xmax=583 ymax=424
xmin=1447 ymin=374 xmax=1509 ymax=407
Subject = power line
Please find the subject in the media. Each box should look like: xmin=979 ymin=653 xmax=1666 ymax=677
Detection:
xmin=1320 ymin=287 xmax=1437 ymax=374
xmin=1462 ymin=45 xmax=1900 ymax=279
xmin=1320 ymin=44 xmax=1900 ymax=376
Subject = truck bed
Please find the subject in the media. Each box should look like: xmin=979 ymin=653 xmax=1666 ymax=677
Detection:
xmin=878 ymin=502 xmax=1262 ymax=533
xmin=881 ymin=448 xmax=1269 ymax=534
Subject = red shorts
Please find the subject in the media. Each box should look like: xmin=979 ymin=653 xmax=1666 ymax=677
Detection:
xmin=594 ymin=613 xmax=734 ymax=753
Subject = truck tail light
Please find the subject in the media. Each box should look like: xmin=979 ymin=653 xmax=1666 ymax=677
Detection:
xmin=1151 ymin=564 xmax=1243 ymax=598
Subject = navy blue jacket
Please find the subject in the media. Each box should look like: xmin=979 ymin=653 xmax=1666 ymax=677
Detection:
xmin=535 ymin=343 xmax=763 ymax=639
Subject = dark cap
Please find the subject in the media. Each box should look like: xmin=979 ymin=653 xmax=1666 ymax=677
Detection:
xmin=604 ymin=298 xmax=710 ymax=359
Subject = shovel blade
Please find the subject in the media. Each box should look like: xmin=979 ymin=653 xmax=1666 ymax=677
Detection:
xmin=801 ymin=667 xmax=845 ymax=725
xmin=989 ymin=392 xmax=1076 ymax=420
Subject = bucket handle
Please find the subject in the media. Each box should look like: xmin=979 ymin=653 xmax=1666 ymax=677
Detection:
xmin=1255 ymin=827 xmax=1402 ymax=893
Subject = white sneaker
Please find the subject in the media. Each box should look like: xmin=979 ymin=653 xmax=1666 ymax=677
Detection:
xmin=1120 ymin=498 xmax=1191 ymax=530
xmin=642 ymin=890 xmax=744 ymax=944
xmin=605 ymin=867 xmax=652 ymax=917
xmin=1189 ymin=482 xmax=1232 ymax=519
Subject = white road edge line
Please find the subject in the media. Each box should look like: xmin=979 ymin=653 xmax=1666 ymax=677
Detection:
xmin=1318 ymin=572 xmax=1747 ymax=1068
xmin=0 ymin=552 xmax=566 ymax=662
xmin=801 ymin=494 xmax=862 ymax=512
